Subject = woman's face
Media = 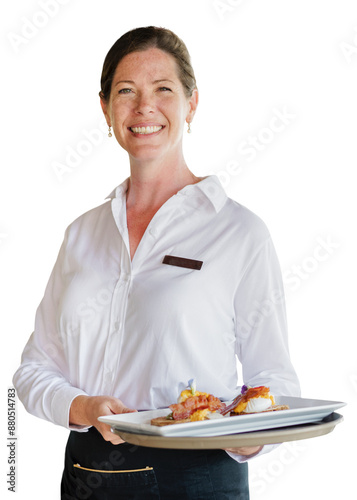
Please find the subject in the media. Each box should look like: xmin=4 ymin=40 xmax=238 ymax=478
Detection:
xmin=101 ymin=48 xmax=198 ymax=164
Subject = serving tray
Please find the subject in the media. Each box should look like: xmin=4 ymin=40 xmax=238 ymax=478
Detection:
xmin=112 ymin=412 xmax=343 ymax=449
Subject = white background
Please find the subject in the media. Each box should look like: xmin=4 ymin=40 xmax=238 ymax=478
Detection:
xmin=1 ymin=0 xmax=356 ymax=498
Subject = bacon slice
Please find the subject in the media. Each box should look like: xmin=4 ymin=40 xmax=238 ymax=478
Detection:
xmin=169 ymin=394 xmax=226 ymax=420
xmin=207 ymin=394 xmax=226 ymax=411
xmin=219 ymin=393 xmax=244 ymax=416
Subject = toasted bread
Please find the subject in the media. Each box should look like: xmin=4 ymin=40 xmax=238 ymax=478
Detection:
xmin=151 ymin=416 xmax=191 ymax=427
xmin=232 ymin=404 xmax=289 ymax=415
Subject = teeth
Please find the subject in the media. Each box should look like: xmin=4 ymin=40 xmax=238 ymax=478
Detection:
xmin=130 ymin=126 xmax=163 ymax=134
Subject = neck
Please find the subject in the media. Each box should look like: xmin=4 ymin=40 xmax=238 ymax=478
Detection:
xmin=126 ymin=154 xmax=200 ymax=212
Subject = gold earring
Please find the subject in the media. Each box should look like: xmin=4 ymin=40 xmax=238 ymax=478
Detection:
xmin=108 ymin=126 xmax=112 ymax=138
xmin=187 ymin=122 xmax=191 ymax=134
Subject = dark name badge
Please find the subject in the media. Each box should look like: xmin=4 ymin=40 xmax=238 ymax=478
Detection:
xmin=162 ymin=255 xmax=203 ymax=270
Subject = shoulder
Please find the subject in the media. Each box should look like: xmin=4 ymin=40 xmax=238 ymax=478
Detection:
xmin=199 ymin=176 xmax=270 ymax=244
xmin=64 ymin=179 xmax=128 ymax=241
xmin=64 ymin=199 xmax=113 ymax=244
xmin=220 ymin=196 xmax=271 ymax=245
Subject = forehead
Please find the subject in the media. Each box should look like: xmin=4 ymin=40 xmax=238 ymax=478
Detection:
xmin=113 ymin=47 xmax=180 ymax=81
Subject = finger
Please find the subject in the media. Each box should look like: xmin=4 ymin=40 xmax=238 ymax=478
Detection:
xmin=107 ymin=398 xmax=137 ymax=415
xmin=98 ymin=424 xmax=125 ymax=444
xmin=103 ymin=433 xmax=124 ymax=445
xmin=110 ymin=437 xmax=125 ymax=445
xmin=109 ymin=429 xmax=125 ymax=445
xmin=107 ymin=433 xmax=125 ymax=445
xmin=121 ymin=407 xmax=137 ymax=414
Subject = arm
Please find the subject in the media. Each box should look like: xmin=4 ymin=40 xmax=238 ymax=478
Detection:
xmin=12 ymin=231 xmax=88 ymax=429
xmin=226 ymin=237 xmax=300 ymax=460
xmin=235 ymin=237 xmax=300 ymax=395
xmin=13 ymin=229 xmax=137 ymax=438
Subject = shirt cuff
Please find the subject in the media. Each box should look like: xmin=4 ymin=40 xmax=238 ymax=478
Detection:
xmin=50 ymin=385 xmax=89 ymax=430
xmin=225 ymin=443 xmax=281 ymax=463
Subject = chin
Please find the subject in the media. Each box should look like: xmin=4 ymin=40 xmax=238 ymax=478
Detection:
xmin=128 ymin=146 xmax=169 ymax=163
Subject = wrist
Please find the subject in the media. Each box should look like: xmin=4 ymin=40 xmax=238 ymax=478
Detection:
xmin=69 ymin=395 xmax=91 ymax=427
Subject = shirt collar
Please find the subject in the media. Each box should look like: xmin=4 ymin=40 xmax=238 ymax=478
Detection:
xmin=105 ymin=178 xmax=129 ymax=201
xmin=105 ymin=175 xmax=227 ymax=213
xmin=188 ymin=175 xmax=227 ymax=213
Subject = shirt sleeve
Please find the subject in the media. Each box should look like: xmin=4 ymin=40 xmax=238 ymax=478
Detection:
xmin=234 ymin=236 xmax=300 ymax=396
xmin=228 ymin=236 xmax=300 ymax=462
xmin=12 ymin=230 xmax=89 ymax=430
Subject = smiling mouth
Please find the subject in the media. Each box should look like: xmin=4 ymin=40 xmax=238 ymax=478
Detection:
xmin=129 ymin=125 xmax=163 ymax=135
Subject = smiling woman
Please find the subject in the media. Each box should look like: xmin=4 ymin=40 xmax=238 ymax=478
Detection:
xmin=100 ymin=47 xmax=198 ymax=170
xmin=13 ymin=26 xmax=300 ymax=500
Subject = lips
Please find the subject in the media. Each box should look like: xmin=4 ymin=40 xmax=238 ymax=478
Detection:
xmin=129 ymin=125 xmax=163 ymax=135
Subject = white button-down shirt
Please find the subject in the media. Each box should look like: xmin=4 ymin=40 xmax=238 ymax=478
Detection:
xmin=13 ymin=175 xmax=299 ymax=458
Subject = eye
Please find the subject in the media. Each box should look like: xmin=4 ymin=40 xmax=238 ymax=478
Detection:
xmin=158 ymin=87 xmax=172 ymax=92
xmin=118 ymin=88 xmax=132 ymax=94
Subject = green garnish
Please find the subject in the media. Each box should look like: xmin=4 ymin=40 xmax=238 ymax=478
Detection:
xmin=188 ymin=378 xmax=196 ymax=396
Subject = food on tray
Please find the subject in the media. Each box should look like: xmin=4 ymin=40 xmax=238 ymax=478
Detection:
xmin=151 ymin=379 xmax=226 ymax=427
xmin=150 ymin=381 xmax=289 ymax=427
xmin=221 ymin=385 xmax=289 ymax=416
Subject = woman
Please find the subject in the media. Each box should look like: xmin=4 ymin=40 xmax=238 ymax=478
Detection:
xmin=13 ymin=26 xmax=300 ymax=499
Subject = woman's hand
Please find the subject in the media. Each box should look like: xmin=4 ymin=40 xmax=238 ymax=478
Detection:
xmin=224 ymin=446 xmax=263 ymax=456
xmin=69 ymin=395 xmax=137 ymax=445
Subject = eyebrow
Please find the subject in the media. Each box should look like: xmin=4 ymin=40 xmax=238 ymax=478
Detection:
xmin=114 ymin=79 xmax=175 ymax=87
xmin=153 ymin=79 xmax=175 ymax=84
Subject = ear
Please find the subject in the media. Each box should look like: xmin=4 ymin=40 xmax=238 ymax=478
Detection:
xmin=186 ymin=88 xmax=199 ymax=124
xmin=100 ymin=97 xmax=111 ymax=127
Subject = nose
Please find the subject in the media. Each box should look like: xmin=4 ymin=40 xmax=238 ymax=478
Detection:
xmin=134 ymin=91 xmax=155 ymax=115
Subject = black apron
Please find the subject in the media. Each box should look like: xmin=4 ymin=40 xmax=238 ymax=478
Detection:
xmin=61 ymin=427 xmax=249 ymax=499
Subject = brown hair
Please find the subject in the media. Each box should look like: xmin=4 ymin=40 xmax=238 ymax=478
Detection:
xmin=99 ymin=26 xmax=197 ymax=101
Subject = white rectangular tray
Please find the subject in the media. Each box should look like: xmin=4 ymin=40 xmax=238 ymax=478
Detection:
xmin=98 ymin=396 xmax=345 ymax=437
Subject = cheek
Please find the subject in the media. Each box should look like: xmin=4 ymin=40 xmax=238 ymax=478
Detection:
xmin=165 ymin=102 xmax=188 ymax=127
xmin=111 ymin=106 xmax=130 ymax=133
